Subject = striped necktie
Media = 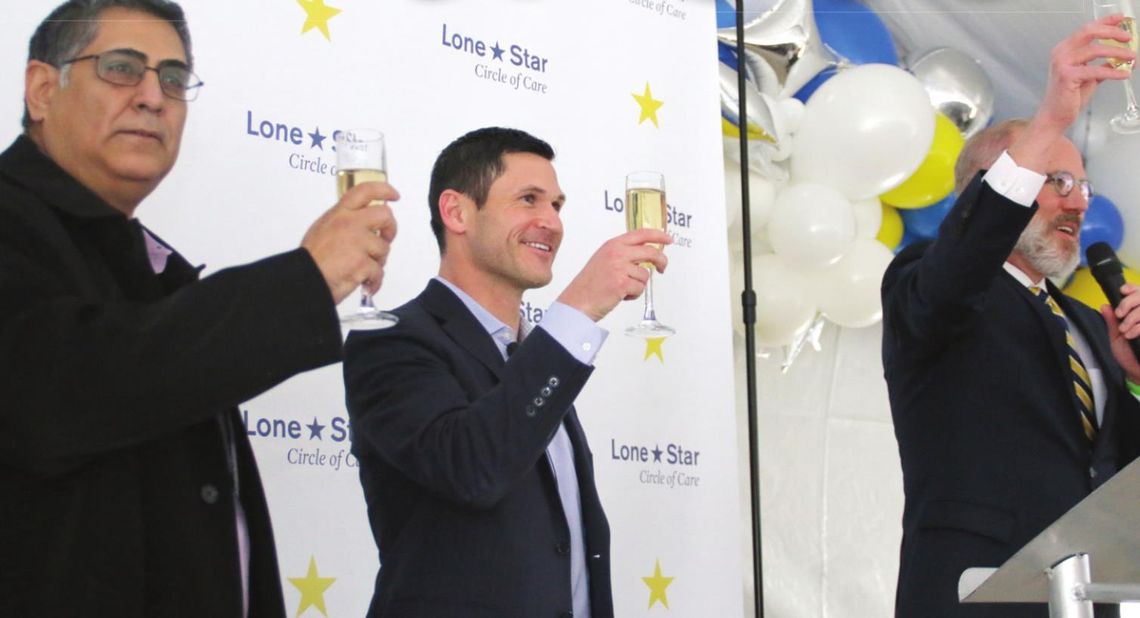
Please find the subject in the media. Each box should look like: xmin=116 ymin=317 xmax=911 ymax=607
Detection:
xmin=1030 ymin=286 xmax=1098 ymax=442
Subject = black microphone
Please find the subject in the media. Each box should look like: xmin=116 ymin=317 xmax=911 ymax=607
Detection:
xmin=1086 ymin=242 xmax=1140 ymax=361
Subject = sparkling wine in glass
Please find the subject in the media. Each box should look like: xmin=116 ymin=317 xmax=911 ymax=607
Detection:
xmin=336 ymin=129 xmax=398 ymax=330
xmin=624 ymin=171 xmax=675 ymax=338
xmin=1094 ymin=0 xmax=1140 ymax=133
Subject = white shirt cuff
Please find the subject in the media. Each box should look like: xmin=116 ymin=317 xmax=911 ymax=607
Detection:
xmin=537 ymin=302 xmax=608 ymax=365
xmin=982 ymin=150 xmax=1047 ymax=208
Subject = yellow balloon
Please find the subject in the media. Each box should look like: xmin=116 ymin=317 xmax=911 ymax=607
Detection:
xmin=1063 ymin=266 xmax=1140 ymax=311
xmin=881 ymin=113 xmax=965 ymax=209
xmin=876 ymin=204 xmax=903 ymax=250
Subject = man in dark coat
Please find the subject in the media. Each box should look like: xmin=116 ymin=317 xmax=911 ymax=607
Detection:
xmin=344 ymin=127 xmax=670 ymax=617
xmin=882 ymin=16 xmax=1140 ymax=618
xmin=0 ymin=1 xmax=397 ymax=616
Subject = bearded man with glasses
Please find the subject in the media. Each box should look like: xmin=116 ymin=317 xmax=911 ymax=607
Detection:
xmin=0 ymin=1 xmax=399 ymax=617
xmin=883 ymin=18 xmax=1140 ymax=618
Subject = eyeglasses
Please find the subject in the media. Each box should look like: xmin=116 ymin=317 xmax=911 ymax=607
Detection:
xmin=1045 ymin=171 xmax=1093 ymax=201
xmin=61 ymin=50 xmax=203 ymax=102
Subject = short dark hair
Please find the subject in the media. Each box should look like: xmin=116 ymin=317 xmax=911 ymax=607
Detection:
xmin=23 ymin=0 xmax=192 ymax=129
xmin=428 ymin=127 xmax=555 ymax=253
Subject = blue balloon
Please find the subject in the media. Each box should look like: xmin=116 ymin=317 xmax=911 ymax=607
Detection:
xmin=896 ymin=227 xmax=925 ymax=254
xmin=1080 ymin=194 xmax=1125 ymax=266
xmin=899 ymin=193 xmax=956 ymax=240
xmin=813 ymin=0 xmax=899 ymax=66
xmin=718 ymin=42 xmax=739 ymax=72
xmin=716 ymin=0 xmax=736 ymax=29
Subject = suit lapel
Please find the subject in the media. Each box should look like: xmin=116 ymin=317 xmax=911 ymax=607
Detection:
xmin=417 ymin=279 xmax=506 ymax=380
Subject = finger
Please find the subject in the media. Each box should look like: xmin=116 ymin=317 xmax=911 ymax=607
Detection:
xmin=1076 ymin=41 xmax=1136 ymax=67
xmin=339 ymin=182 xmax=401 ymax=210
xmin=360 ymin=262 xmax=384 ymax=295
xmin=626 ymin=262 xmax=651 ymax=284
xmin=363 ymin=234 xmax=391 ymax=266
xmin=627 ymin=246 xmax=668 ymax=273
xmin=363 ymin=203 xmax=398 ymax=241
xmin=1116 ymin=285 xmax=1140 ymax=318
xmin=621 ymin=228 xmax=673 ymax=246
xmin=622 ymin=277 xmax=647 ymax=301
xmin=1102 ymin=303 xmax=1123 ymax=336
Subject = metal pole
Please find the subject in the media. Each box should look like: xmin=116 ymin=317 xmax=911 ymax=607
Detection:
xmin=733 ymin=3 xmax=765 ymax=617
xmin=1048 ymin=554 xmax=1094 ymax=618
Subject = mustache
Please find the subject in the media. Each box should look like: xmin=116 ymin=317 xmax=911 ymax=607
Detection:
xmin=1052 ymin=213 xmax=1082 ymax=227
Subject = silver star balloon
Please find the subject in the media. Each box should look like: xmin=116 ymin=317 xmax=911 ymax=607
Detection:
xmin=717 ymin=0 xmax=837 ymax=98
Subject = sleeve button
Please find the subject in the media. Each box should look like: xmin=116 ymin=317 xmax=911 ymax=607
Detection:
xmin=541 ymin=387 xmax=553 ymax=397
xmin=200 ymin=484 xmax=220 ymax=505
xmin=525 ymin=404 xmax=537 ymax=417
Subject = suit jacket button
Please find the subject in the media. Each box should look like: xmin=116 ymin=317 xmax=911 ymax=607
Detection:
xmin=525 ymin=404 xmax=537 ymax=417
xmin=555 ymin=542 xmax=570 ymax=556
xmin=200 ymin=484 xmax=220 ymax=504
xmin=1089 ymin=466 xmax=1098 ymax=479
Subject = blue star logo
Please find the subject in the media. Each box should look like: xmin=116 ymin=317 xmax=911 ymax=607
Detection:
xmin=652 ymin=444 xmax=663 ymax=462
xmin=309 ymin=126 xmax=328 ymax=150
xmin=490 ymin=42 xmax=505 ymax=61
xmin=307 ymin=417 xmax=326 ymax=440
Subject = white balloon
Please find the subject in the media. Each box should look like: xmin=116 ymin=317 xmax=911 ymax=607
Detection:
xmin=729 ymin=253 xmax=817 ymax=345
xmin=1086 ymin=131 xmax=1140 ymax=269
xmin=851 ymin=197 xmax=883 ymax=240
xmin=810 ymin=239 xmax=894 ymax=328
xmin=791 ymin=64 xmax=935 ymax=200
xmin=777 ymin=96 xmax=806 ymax=141
xmin=724 ymin=157 xmax=743 ymax=231
xmin=768 ymin=182 xmax=856 ymax=269
xmin=726 ymin=160 xmax=780 ymax=243
xmin=761 ymin=92 xmax=799 ymax=162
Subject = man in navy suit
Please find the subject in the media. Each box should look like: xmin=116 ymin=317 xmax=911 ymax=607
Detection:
xmin=883 ymin=17 xmax=1140 ymax=618
xmin=344 ymin=127 xmax=670 ymax=617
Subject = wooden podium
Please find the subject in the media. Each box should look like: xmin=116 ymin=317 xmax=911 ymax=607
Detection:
xmin=957 ymin=459 xmax=1140 ymax=617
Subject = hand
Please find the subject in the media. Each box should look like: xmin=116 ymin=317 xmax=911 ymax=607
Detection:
xmin=1010 ymin=16 xmax=1134 ymax=168
xmin=556 ymin=229 xmax=671 ymax=322
xmin=1100 ymin=282 xmax=1140 ymax=382
xmin=302 ymin=181 xmax=399 ymax=303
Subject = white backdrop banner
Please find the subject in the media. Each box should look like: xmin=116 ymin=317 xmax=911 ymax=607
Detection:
xmin=0 ymin=1 xmax=742 ymax=616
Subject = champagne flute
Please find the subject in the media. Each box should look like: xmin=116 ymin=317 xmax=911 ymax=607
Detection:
xmin=624 ymin=171 xmax=675 ymax=338
xmin=1094 ymin=0 xmax=1140 ymax=133
xmin=335 ymin=129 xmax=398 ymax=330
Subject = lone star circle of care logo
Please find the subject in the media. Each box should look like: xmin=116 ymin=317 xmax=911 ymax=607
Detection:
xmin=242 ymin=409 xmax=360 ymax=473
xmin=438 ymin=21 xmax=554 ymax=95
xmin=609 ymin=435 xmax=704 ymax=490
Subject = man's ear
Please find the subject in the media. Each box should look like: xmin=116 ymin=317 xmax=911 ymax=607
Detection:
xmin=438 ymin=189 xmax=471 ymax=235
xmin=25 ymin=60 xmax=60 ymax=124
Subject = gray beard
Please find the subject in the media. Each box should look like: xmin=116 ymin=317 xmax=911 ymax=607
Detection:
xmin=1013 ymin=214 xmax=1080 ymax=280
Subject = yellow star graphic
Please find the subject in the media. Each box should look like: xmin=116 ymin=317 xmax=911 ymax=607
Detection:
xmin=288 ymin=556 xmax=336 ymax=617
xmin=297 ymin=0 xmax=342 ymax=41
xmin=643 ymin=337 xmax=666 ymax=363
xmin=632 ymin=82 xmax=664 ymax=128
xmin=642 ymin=559 xmax=675 ymax=609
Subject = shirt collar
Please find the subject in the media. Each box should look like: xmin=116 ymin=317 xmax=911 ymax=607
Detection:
xmin=1003 ymin=261 xmax=1046 ymax=290
xmin=433 ymin=276 xmax=516 ymax=348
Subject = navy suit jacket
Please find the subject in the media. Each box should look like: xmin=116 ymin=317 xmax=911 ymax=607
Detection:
xmin=343 ymin=280 xmax=613 ymax=618
xmin=881 ymin=174 xmax=1140 ymax=618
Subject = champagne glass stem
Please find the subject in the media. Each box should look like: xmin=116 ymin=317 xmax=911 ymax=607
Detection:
xmin=642 ymin=270 xmax=658 ymax=322
xmin=1125 ymin=78 xmax=1140 ymax=115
